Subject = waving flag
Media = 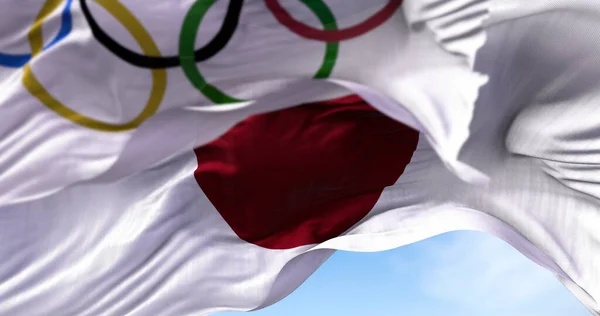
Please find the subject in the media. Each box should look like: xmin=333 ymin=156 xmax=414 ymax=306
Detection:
xmin=0 ymin=0 xmax=599 ymax=315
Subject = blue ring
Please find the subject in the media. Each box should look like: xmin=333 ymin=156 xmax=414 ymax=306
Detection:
xmin=0 ymin=0 xmax=73 ymax=68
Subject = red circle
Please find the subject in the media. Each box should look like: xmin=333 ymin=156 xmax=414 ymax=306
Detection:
xmin=265 ymin=0 xmax=403 ymax=42
xmin=194 ymin=95 xmax=419 ymax=249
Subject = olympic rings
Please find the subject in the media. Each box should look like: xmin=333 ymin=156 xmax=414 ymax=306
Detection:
xmin=265 ymin=0 xmax=402 ymax=42
xmin=10 ymin=0 xmax=402 ymax=125
xmin=80 ymin=0 xmax=243 ymax=69
xmin=0 ymin=0 xmax=73 ymax=68
xmin=178 ymin=0 xmax=339 ymax=104
xmin=23 ymin=0 xmax=167 ymax=132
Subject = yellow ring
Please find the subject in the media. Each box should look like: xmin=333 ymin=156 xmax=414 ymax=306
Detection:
xmin=23 ymin=0 xmax=167 ymax=132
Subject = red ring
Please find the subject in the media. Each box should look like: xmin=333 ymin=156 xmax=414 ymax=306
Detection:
xmin=265 ymin=0 xmax=403 ymax=42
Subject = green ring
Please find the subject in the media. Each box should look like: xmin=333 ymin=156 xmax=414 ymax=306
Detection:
xmin=179 ymin=0 xmax=339 ymax=104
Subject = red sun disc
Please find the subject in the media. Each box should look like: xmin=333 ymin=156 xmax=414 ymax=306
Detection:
xmin=194 ymin=94 xmax=418 ymax=249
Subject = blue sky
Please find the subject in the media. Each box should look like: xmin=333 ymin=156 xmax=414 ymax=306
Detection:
xmin=220 ymin=231 xmax=590 ymax=316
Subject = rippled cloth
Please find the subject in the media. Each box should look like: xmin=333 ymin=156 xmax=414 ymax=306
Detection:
xmin=0 ymin=0 xmax=599 ymax=315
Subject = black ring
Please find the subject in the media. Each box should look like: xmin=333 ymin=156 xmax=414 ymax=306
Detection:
xmin=80 ymin=0 xmax=243 ymax=69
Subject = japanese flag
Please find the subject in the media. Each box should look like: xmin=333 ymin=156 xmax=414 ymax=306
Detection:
xmin=0 ymin=0 xmax=599 ymax=315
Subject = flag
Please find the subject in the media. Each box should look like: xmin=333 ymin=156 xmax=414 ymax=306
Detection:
xmin=0 ymin=0 xmax=599 ymax=315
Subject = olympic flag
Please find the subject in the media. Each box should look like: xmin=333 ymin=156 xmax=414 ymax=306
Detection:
xmin=0 ymin=0 xmax=599 ymax=315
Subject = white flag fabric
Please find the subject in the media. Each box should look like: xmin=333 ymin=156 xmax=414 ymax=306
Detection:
xmin=1 ymin=0 xmax=599 ymax=315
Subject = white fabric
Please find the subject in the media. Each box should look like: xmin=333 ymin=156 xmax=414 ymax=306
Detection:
xmin=0 ymin=0 xmax=486 ymax=204
xmin=1 ymin=0 xmax=600 ymax=315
